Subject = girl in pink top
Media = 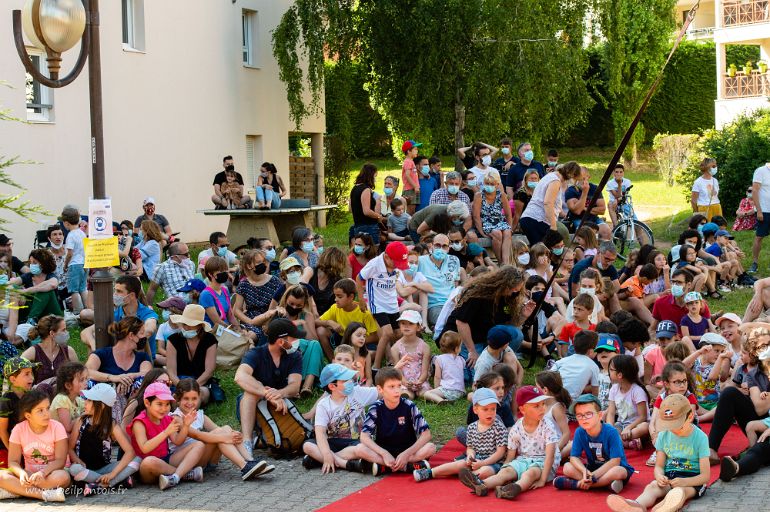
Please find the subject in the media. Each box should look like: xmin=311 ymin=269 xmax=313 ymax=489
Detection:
xmin=0 ymin=389 xmax=70 ymax=502
xmin=129 ymin=382 xmax=206 ymax=490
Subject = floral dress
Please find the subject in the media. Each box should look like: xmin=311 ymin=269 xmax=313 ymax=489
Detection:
xmin=481 ymin=190 xmax=511 ymax=233
xmin=734 ymin=197 xmax=757 ymax=231
xmin=394 ymin=339 xmax=430 ymax=393
xmin=236 ymin=275 xmax=282 ymax=345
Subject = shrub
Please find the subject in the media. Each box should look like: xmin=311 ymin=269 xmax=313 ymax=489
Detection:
xmin=652 ymin=133 xmax=699 ymax=187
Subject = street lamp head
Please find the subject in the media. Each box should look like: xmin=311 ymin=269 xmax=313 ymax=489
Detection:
xmin=22 ymin=0 xmax=85 ymax=54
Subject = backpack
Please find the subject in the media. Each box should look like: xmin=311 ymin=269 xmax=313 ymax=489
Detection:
xmin=254 ymin=398 xmax=312 ymax=458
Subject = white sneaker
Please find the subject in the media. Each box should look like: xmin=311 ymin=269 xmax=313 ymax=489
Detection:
xmin=41 ymin=488 xmax=66 ymax=502
xmin=183 ymin=466 xmax=204 ymax=482
xmin=159 ymin=473 xmax=179 ymax=491
xmin=0 ymin=488 xmax=17 ymax=500
xmin=646 ymin=451 xmax=657 ymax=467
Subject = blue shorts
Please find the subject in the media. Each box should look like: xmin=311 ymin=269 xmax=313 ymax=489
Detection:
xmin=664 ymin=470 xmax=706 ymax=498
xmin=67 ymin=263 xmax=87 ymax=293
xmin=757 ymin=212 xmax=770 ymax=237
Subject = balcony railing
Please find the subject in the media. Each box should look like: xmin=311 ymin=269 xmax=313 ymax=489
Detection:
xmin=723 ymin=0 xmax=770 ymax=27
xmin=723 ymin=70 xmax=770 ymax=98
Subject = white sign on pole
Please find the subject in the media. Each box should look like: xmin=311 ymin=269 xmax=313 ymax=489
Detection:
xmin=88 ymin=198 xmax=113 ymax=240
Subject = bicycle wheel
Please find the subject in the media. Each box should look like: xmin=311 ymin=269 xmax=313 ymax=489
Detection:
xmin=612 ymin=220 xmax=654 ymax=257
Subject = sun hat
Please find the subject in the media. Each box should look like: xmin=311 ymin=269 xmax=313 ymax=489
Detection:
xmin=397 ymin=310 xmax=422 ymax=326
xmin=320 ymin=363 xmax=358 ymax=388
xmin=82 ymin=383 xmax=117 ymax=407
xmin=169 ymin=304 xmax=212 ymax=333
xmin=657 ymin=394 xmax=692 ymax=431
xmin=144 ymin=382 xmax=174 ymax=401
xmin=279 ymin=258 xmax=302 ymax=272
xmin=568 ymin=393 xmax=601 ymax=415
xmin=700 ymin=332 xmax=729 ymax=347
xmin=515 ymin=385 xmax=550 ymax=406
xmin=472 ymin=388 xmax=500 ymax=406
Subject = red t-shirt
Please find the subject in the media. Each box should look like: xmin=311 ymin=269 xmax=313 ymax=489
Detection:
xmin=652 ymin=294 xmax=711 ymax=332
xmin=402 ymin=158 xmax=417 ymax=191
xmin=128 ymin=411 xmax=173 ymax=459
xmin=349 ymin=253 xmax=366 ymax=281
xmin=559 ymin=321 xmax=596 ymax=345
xmin=653 ymin=390 xmax=698 ymax=409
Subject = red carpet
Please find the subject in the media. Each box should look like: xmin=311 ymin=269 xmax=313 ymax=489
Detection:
xmin=320 ymin=424 xmax=747 ymax=512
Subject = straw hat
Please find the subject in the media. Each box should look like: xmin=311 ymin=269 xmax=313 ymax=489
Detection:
xmin=170 ymin=304 xmax=212 ymax=332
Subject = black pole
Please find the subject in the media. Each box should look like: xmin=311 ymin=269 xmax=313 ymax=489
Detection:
xmin=85 ymin=0 xmax=113 ymax=349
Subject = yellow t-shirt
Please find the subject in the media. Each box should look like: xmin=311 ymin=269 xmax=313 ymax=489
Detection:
xmin=49 ymin=393 xmax=85 ymax=425
xmin=320 ymin=303 xmax=379 ymax=334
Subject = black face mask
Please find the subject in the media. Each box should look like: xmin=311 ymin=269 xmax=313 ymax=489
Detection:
xmin=285 ymin=305 xmax=303 ymax=317
xmin=253 ymin=263 xmax=267 ymax=275
xmin=215 ymin=272 xmax=229 ymax=284
xmin=531 ymin=291 xmax=545 ymax=303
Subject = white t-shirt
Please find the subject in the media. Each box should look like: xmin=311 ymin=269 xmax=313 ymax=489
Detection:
xmin=156 ymin=321 xmax=180 ymax=342
xmin=170 ymin=408 xmax=205 ymax=453
xmin=434 ymin=286 xmax=462 ymax=338
xmin=315 ymin=386 xmax=379 ymax=439
xmin=753 ymin=164 xmax=770 ymax=212
xmin=397 ymin=271 xmax=428 ymax=286
xmin=197 ymin=248 xmax=238 ymax=267
xmin=434 ymin=353 xmax=465 ymax=392
xmin=474 ymin=346 xmax=514 ymax=383
xmin=691 ymin=176 xmax=720 ymax=206
xmin=507 ymin=417 xmax=561 ymax=469
xmin=553 ymin=353 xmax=600 ymax=400
xmin=359 ymin=255 xmax=399 ymax=314
xmin=608 ymin=383 xmax=648 ymax=423
xmin=606 ymin=178 xmax=631 ymax=203
xmin=65 ymin=228 xmax=86 ymax=265
xmin=469 ymin=165 xmax=491 ymax=184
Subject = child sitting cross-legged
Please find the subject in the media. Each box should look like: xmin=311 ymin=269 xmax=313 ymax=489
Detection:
xmin=302 ymin=363 xmax=380 ymax=474
xmin=415 ymin=387 xmax=506 ymax=483
xmin=459 ymin=385 xmax=559 ymax=500
xmin=605 ymin=354 xmax=649 ymax=451
xmin=683 ymin=332 xmax=732 ymax=423
xmin=607 ymin=394 xmax=710 ymax=512
xmin=357 ymin=367 xmax=436 ymax=476
xmin=423 ymin=331 xmax=466 ymax=405
xmin=553 ymin=393 xmax=633 ymax=493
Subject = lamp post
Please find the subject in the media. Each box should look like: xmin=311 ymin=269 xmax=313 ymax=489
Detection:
xmin=13 ymin=0 xmax=113 ymax=348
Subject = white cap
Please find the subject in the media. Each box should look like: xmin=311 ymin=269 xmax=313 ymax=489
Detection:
xmin=700 ymin=332 xmax=729 ymax=347
xmin=715 ymin=312 xmax=741 ymax=327
xmin=143 ymin=197 xmax=156 ymax=205
xmin=82 ymin=383 xmax=117 ymax=407
xmin=397 ymin=310 xmax=422 ymax=326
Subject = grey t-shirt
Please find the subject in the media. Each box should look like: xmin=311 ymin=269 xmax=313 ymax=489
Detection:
xmin=408 ymin=204 xmax=447 ymax=231
xmin=388 ymin=212 xmax=411 ymax=233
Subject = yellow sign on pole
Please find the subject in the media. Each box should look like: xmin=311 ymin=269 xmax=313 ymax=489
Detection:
xmin=83 ymin=236 xmax=119 ymax=268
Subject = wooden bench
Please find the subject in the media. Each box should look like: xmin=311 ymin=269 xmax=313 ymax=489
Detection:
xmin=199 ymin=200 xmax=337 ymax=251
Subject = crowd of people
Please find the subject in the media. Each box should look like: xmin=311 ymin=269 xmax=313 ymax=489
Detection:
xmin=0 ymin=148 xmax=769 ymax=510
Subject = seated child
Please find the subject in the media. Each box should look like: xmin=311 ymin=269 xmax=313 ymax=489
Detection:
xmin=536 ymin=371 xmax=572 ymax=460
xmin=730 ymin=336 xmax=758 ymax=396
xmin=0 ymin=356 xmax=37 ymax=469
xmin=340 ymin=322 xmax=373 ymax=387
xmin=553 ymin=330 xmax=600 ymax=401
xmin=647 ymin=361 xmax=698 ymax=466
xmin=644 ymin=320 xmax=678 ymax=399
xmin=683 ymin=332 xmax=732 ymax=423
xmin=473 ymin=325 xmax=523 ymax=385
xmin=559 ymin=293 xmax=596 ymax=357
xmin=680 ymin=292 xmax=715 ymax=350
xmin=387 ymin=198 xmax=412 ymax=241
xmin=302 ymin=364 xmax=379 ymax=474
xmin=155 ymin=297 xmax=186 ymax=366
xmin=414 ymin=388 xmax=506 ymax=482
xmin=605 ymin=355 xmax=649 ymax=451
xmin=317 ymin=278 xmax=380 ymax=361
xmin=595 ymin=334 xmax=620 ymax=411
xmin=617 ymin=263 xmax=658 ymax=326
xmin=458 ymin=386 xmax=559 ymax=500
xmin=396 ymin=251 xmax=433 ymax=328
xmin=357 ymin=368 xmax=436 ymax=475
xmin=607 ymin=394 xmax=710 ymax=512
xmin=49 ymin=361 xmax=87 ymax=434
xmin=457 ymin=371 xmax=514 ymax=446
xmin=423 ymin=331 xmax=466 ymax=404
xmin=554 ymin=393 xmax=633 ymax=493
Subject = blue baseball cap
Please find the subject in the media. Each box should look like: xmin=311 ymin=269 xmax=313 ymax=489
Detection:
xmin=487 ymin=325 xmax=519 ymax=349
xmin=596 ymin=333 xmax=621 ymax=352
xmin=701 ymin=222 xmax=718 ymax=234
xmin=320 ymin=363 xmax=357 ymax=388
xmin=467 ymin=243 xmax=485 ymax=257
xmin=656 ymin=320 xmax=678 ymax=339
xmin=715 ymin=229 xmax=730 ymax=238
xmin=177 ymin=278 xmax=206 ymax=293
xmin=472 ymin=387 xmax=500 ymax=406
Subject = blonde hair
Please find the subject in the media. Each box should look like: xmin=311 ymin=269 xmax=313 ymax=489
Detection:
xmin=699 ymin=157 xmax=716 ymax=174
xmin=511 ymin=238 xmax=530 ymax=267
xmin=334 ymin=344 xmax=356 ymax=358
xmin=527 ymin=243 xmax=550 ymax=269
xmin=484 ymin=169 xmax=501 ymax=185
xmin=439 ymin=331 xmax=462 ymax=353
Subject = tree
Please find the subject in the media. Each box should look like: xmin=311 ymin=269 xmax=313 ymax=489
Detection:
xmin=596 ymin=0 xmax=677 ymax=166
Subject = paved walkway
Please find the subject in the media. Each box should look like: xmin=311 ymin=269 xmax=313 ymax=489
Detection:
xmin=685 ymin=467 xmax=770 ymax=512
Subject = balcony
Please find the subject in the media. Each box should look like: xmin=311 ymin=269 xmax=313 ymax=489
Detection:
xmin=723 ymin=70 xmax=770 ymax=98
xmin=723 ymin=0 xmax=770 ymax=27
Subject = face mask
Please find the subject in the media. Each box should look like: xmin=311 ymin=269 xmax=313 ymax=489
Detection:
xmin=162 ymin=310 xmax=171 ymax=321
xmin=481 ymin=155 xmax=492 ymax=166
xmin=29 ymin=264 xmax=41 ymax=275
xmin=265 ymin=248 xmax=276 ymax=262
xmin=215 ymin=272 xmax=229 ymax=284
xmin=353 ymin=245 xmax=365 ymax=255
xmin=547 ymin=161 xmax=557 ymax=168
xmin=748 ymin=192 xmax=753 ymax=198
xmin=523 ymin=150 xmax=534 ymax=161
xmin=697 ymin=224 xmax=704 ymax=233
xmin=483 ymin=184 xmax=496 ymax=194
xmin=113 ymin=294 xmax=125 ymax=307
xmin=671 ymin=285 xmax=685 ymax=298
xmin=597 ymin=259 xmax=605 ymax=270
xmin=432 ymin=249 xmax=447 ymax=261
xmin=261 ymin=172 xmax=269 ymax=178
xmin=316 ymin=246 xmax=323 ymax=255
xmin=286 ymin=305 xmax=303 ymax=317
xmin=384 ymin=187 xmax=394 ymax=196
xmin=467 ymin=179 xmax=477 ymax=187
xmin=452 ymin=218 xmax=464 ymax=226
xmin=217 ymin=246 xmax=228 ymax=258
xmin=517 ymin=253 xmax=530 ymax=265
xmin=182 ymin=329 xmax=198 ymax=339
xmin=450 ymin=242 xmax=463 ymax=251
xmin=286 ymin=271 xmax=301 ymax=285
xmin=527 ymin=181 xmax=538 ymax=189
xmin=709 ymin=167 xmax=717 ymax=175
xmin=302 ymin=241 xmax=315 ymax=253
xmin=579 ymin=287 xmax=596 ymax=296
xmin=54 ymin=331 xmax=69 ymax=347
xmin=253 ymin=263 xmax=267 ymax=275
xmin=447 ymin=185 xmax=459 ymax=195
xmin=49 ymin=242 xmax=63 ymax=250
xmin=531 ymin=291 xmax=545 ymax=303
xmin=501 ymin=147 xmax=510 ymax=156
xmin=136 ymin=232 xmax=144 ymax=243
xmin=284 ymin=339 xmax=300 ymax=355
xmin=552 ymin=247 xmax=564 ymax=256
xmin=0 ymin=274 xmax=10 ymax=285
xmin=406 ymin=263 xmax=418 ymax=275
xmin=342 ymin=380 xmax=356 ymax=396
xmin=421 ymin=165 xmax=430 ymax=176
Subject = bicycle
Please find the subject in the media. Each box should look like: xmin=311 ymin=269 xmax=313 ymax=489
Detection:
xmin=611 ymin=185 xmax=654 ymax=260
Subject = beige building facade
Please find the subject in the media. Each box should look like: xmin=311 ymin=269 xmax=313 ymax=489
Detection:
xmin=0 ymin=0 xmax=325 ymax=253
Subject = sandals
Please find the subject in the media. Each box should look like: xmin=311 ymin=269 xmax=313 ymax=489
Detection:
xmin=707 ymin=290 xmax=723 ymax=300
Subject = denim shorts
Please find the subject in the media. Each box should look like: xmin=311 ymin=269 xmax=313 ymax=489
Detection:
xmin=503 ymin=457 xmax=553 ymax=480
xmin=67 ymin=264 xmax=87 ymax=293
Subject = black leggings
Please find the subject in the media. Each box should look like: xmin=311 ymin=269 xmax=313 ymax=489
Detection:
xmin=737 ymin=440 xmax=770 ymax=476
xmin=708 ymin=386 xmax=763 ymax=450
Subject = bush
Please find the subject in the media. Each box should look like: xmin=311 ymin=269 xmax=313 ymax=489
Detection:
xmin=652 ymin=133 xmax=699 ymax=187
xmin=323 ymin=135 xmax=353 ymax=223
xmin=676 ymin=109 xmax=770 ymax=215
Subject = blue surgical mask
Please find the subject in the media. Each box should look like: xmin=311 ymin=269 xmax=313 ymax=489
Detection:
xmin=353 ymin=245 xmax=365 ymax=255
xmin=384 ymin=187 xmax=394 ymax=196
xmin=552 ymin=247 xmax=564 ymax=256
xmin=316 ymin=246 xmax=324 ymax=255
xmin=302 ymin=241 xmax=315 ymax=253
xmin=527 ymin=181 xmax=538 ymax=189
xmin=29 ymin=264 xmax=41 ymax=275
xmin=113 ymin=294 xmax=125 ymax=308
xmin=547 ymin=161 xmax=557 ymax=168
xmin=447 ymin=185 xmax=459 ymax=195
xmin=467 ymin=179 xmax=477 ymax=187
xmin=421 ymin=165 xmax=430 ymax=176
xmin=406 ymin=263 xmax=418 ymax=275
xmin=162 ymin=310 xmax=171 ymax=321
xmin=697 ymin=225 xmax=704 ymax=233
xmin=523 ymin=150 xmax=534 ymax=161
xmin=432 ymin=249 xmax=447 ymax=261
xmin=481 ymin=155 xmax=492 ymax=166
xmin=136 ymin=232 xmax=144 ymax=243
xmin=672 ymin=285 xmax=685 ymax=298
xmin=217 ymin=246 xmax=228 ymax=258
xmin=182 ymin=329 xmax=198 ymax=339
xmin=286 ymin=271 xmax=301 ymax=285
xmin=709 ymin=167 xmax=717 ymax=176
xmin=501 ymin=147 xmax=510 ymax=155
xmin=483 ymin=184 xmax=496 ymax=194
xmin=452 ymin=218 xmax=464 ymax=226
xmin=265 ymin=248 xmax=276 ymax=262
xmin=342 ymin=380 xmax=356 ymax=396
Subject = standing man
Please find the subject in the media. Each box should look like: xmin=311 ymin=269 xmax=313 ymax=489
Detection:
xmin=457 ymin=141 xmax=499 ymax=173
xmin=750 ymin=161 xmax=770 ymax=273
xmin=505 ymin=142 xmax=545 ymax=196
xmin=135 ymin=197 xmax=173 ymax=245
xmin=493 ymin=138 xmax=518 ymax=177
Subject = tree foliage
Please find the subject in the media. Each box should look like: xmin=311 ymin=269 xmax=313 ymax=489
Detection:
xmin=652 ymin=133 xmax=698 ymax=187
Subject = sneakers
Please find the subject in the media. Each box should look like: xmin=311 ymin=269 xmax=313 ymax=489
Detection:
xmin=749 ymin=262 xmax=758 ymax=273
xmin=413 ymin=468 xmax=433 ymax=482
xmin=544 ymin=359 xmax=557 ymax=371
xmin=0 ymin=488 xmax=17 ymax=500
xmin=606 ymin=494 xmax=645 ymax=512
xmin=159 ymin=473 xmax=180 ymax=491
xmin=302 ymin=454 xmax=322 ymax=470
xmin=41 ymin=487 xmax=65 ymax=502
xmin=718 ymin=285 xmax=732 ymax=293
xmin=371 ymin=463 xmax=391 ymax=476
xmin=610 ymin=479 xmax=624 ymax=494
xmin=623 ymin=438 xmax=642 ymax=451
xmin=552 ymin=476 xmax=579 ymax=490
xmin=495 ymin=482 xmax=522 ymax=500
xmin=241 ymin=459 xmax=267 ymax=481
xmin=720 ymin=456 xmax=739 ymax=482
xmin=82 ymin=483 xmax=99 ymax=497
xmin=346 ymin=458 xmax=373 ymax=474
xmin=408 ymin=460 xmax=431 ymax=472
xmin=645 ymin=451 xmax=657 ymax=467
xmin=458 ymin=468 xmax=487 ymax=496
xmin=183 ymin=466 xmax=204 ymax=482
xmin=655 ymin=487 xmax=687 ymax=512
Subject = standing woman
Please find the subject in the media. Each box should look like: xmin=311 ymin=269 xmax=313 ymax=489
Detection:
xmin=349 ymin=163 xmax=384 ymax=243
xmin=165 ymin=305 xmax=218 ymax=405
xmin=137 ymin=220 xmax=163 ymax=282
xmin=521 ymin=161 xmax=583 ymax=245
xmin=255 ymin=162 xmax=285 ymax=210
xmin=473 ymin=169 xmax=513 ymax=265
xmin=233 ymin=250 xmax=283 ymax=346
xmin=691 ymin=157 xmax=721 ymax=221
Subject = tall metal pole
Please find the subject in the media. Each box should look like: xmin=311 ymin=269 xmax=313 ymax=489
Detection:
xmin=85 ymin=0 xmax=113 ymax=348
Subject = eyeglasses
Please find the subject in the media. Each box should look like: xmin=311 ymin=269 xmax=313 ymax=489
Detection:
xmin=575 ymin=412 xmax=595 ymax=420
xmin=669 ymin=379 xmax=688 ymax=386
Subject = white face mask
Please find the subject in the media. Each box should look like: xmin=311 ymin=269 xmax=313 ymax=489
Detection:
xmin=49 ymin=242 xmax=63 ymax=250
xmin=517 ymin=253 xmax=530 ymax=266
xmin=284 ymin=339 xmax=300 ymax=354
xmin=481 ymin=155 xmax=492 ymax=167
xmin=286 ymin=271 xmax=301 ymax=285
xmin=579 ymin=287 xmax=596 ymax=297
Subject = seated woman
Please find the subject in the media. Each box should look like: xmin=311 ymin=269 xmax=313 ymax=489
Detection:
xmin=22 ymin=315 xmax=78 ymax=391
xmin=408 ymin=200 xmax=472 ymax=244
xmin=166 ymin=304 xmax=218 ymax=406
xmin=85 ymin=316 xmax=153 ymax=422
xmin=9 ymin=249 xmax=62 ymax=324
xmin=512 ymin=169 xmax=540 ymax=230
xmin=473 ymin=169 xmax=513 ymax=265
xmin=112 ymin=220 xmax=143 ymax=278
xmin=136 ymin=220 xmax=163 ymax=282
xmin=255 ymin=162 xmax=285 ymax=210
xmin=277 ymin=285 xmax=324 ymax=397
xmin=309 ymin=246 xmax=347 ymax=317
xmin=233 ymin=249 xmax=283 ymax=346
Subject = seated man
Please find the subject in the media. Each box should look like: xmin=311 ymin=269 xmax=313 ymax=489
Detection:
xmin=145 ymin=242 xmax=195 ymax=305
xmin=211 ymin=155 xmax=253 ymax=209
xmin=416 ymin=234 xmax=464 ymax=331
xmin=235 ymin=318 xmax=302 ymax=454
xmin=429 ymin=171 xmax=471 ymax=207
xmin=565 ymin=167 xmax=610 ymax=240
xmin=197 ymin=231 xmax=239 ymax=271
xmin=134 ymin=197 xmax=173 ymax=245
xmin=568 ymin=241 xmax=621 ymax=314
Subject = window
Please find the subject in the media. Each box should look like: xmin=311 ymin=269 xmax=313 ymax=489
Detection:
xmin=246 ymin=135 xmax=263 ymax=188
xmin=122 ymin=0 xmax=145 ymax=51
xmin=26 ymin=53 xmax=53 ymax=122
xmin=242 ymin=10 xmax=260 ymax=68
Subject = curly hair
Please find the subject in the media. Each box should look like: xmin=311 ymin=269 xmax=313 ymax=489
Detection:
xmin=456 ymin=265 xmax=526 ymax=325
xmin=29 ymin=248 xmax=56 ymax=274
xmin=317 ymin=246 xmax=346 ymax=281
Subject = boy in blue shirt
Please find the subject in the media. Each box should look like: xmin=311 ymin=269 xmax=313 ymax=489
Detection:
xmin=553 ymin=394 xmax=632 ymax=493
xmin=416 ymin=155 xmax=440 ymax=212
